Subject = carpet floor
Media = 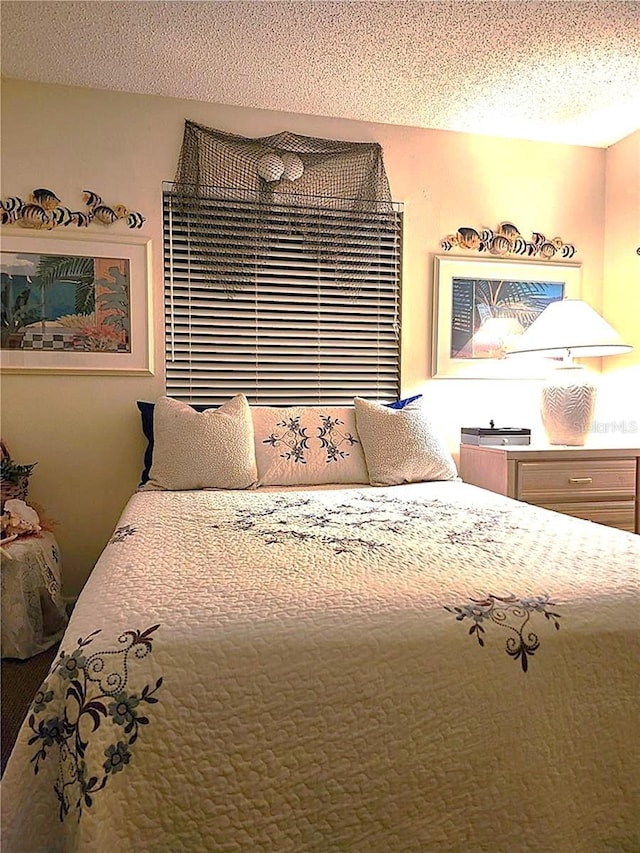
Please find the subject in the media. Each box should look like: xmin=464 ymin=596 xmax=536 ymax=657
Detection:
xmin=1 ymin=644 xmax=59 ymax=777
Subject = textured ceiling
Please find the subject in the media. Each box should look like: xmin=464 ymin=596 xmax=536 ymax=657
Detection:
xmin=2 ymin=1 xmax=640 ymax=147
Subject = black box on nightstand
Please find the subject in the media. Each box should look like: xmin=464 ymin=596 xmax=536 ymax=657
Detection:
xmin=461 ymin=427 xmax=531 ymax=446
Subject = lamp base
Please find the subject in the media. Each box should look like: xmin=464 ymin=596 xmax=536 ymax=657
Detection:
xmin=541 ymin=365 xmax=596 ymax=446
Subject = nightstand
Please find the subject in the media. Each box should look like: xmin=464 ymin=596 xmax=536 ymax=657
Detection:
xmin=459 ymin=444 xmax=640 ymax=533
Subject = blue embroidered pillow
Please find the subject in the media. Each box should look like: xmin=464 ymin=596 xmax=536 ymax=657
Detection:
xmin=252 ymin=406 xmax=369 ymax=486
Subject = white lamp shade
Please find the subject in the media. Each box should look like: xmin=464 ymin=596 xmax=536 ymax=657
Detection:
xmin=506 ymin=299 xmax=632 ymax=358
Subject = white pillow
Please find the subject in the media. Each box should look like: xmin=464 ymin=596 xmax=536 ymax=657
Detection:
xmin=354 ymin=396 xmax=458 ymax=486
xmin=147 ymin=394 xmax=257 ymax=490
xmin=252 ymin=405 xmax=369 ymax=486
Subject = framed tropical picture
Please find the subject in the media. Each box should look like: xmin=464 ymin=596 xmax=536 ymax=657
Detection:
xmin=432 ymin=255 xmax=581 ymax=378
xmin=0 ymin=233 xmax=153 ymax=374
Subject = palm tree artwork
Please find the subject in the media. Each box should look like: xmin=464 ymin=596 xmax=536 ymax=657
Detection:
xmin=0 ymin=251 xmax=131 ymax=353
xmin=450 ymin=277 xmax=564 ymax=359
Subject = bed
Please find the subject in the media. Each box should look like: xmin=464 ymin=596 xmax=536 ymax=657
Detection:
xmin=2 ymin=396 xmax=639 ymax=852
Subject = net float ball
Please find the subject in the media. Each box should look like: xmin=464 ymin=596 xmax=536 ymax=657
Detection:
xmin=257 ymin=152 xmax=285 ymax=182
xmin=281 ymin=152 xmax=304 ymax=181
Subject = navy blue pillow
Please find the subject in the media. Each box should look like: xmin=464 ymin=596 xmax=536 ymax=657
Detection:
xmin=386 ymin=393 xmax=422 ymax=410
xmin=137 ymin=401 xmax=156 ymax=485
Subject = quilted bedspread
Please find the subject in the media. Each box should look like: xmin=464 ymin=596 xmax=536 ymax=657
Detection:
xmin=2 ymin=482 xmax=639 ymax=852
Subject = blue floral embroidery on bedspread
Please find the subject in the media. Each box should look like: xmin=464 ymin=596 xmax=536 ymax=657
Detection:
xmin=28 ymin=625 xmax=162 ymax=822
xmin=445 ymin=594 xmax=561 ymax=672
xmin=212 ymin=492 xmax=520 ymax=555
xmin=109 ymin=524 xmax=136 ymax=544
xmin=212 ymin=494 xmax=561 ymax=671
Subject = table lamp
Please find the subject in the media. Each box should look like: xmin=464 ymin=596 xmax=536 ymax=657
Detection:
xmin=506 ymin=299 xmax=632 ymax=445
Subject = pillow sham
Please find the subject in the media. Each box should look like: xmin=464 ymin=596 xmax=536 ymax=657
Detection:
xmin=354 ymin=396 xmax=458 ymax=486
xmin=252 ymin=405 xmax=369 ymax=486
xmin=145 ymin=394 xmax=257 ymax=491
xmin=137 ymin=400 xmax=211 ymax=485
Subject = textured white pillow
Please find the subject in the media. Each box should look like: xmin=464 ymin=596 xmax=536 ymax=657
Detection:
xmin=354 ymin=396 xmax=458 ymax=486
xmin=147 ymin=394 xmax=257 ymax=490
xmin=252 ymin=405 xmax=369 ymax=486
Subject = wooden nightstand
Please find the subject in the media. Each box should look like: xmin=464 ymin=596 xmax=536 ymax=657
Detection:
xmin=459 ymin=444 xmax=640 ymax=533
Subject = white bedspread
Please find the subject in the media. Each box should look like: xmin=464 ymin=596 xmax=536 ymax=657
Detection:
xmin=2 ymin=482 xmax=639 ymax=852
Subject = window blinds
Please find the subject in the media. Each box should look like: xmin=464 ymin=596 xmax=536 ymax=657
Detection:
xmin=163 ymin=186 xmax=403 ymax=407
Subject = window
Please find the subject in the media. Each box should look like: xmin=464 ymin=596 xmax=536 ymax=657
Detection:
xmin=164 ymin=186 xmax=403 ymax=406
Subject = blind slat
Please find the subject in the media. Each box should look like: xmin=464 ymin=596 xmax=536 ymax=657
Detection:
xmin=164 ymin=189 xmax=402 ymax=406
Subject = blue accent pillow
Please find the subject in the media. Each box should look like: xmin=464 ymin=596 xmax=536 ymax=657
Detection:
xmin=386 ymin=394 xmax=422 ymax=410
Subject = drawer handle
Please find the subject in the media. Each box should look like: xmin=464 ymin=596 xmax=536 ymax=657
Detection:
xmin=568 ymin=477 xmax=593 ymax=485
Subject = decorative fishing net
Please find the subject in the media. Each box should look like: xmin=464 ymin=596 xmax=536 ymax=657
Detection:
xmin=175 ymin=120 xmax=392 ymax=205
xmin=167 ymin=120 xmax=397 ymax=295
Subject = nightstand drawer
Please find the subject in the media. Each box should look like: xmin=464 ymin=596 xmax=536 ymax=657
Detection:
xmin=538 ymin=500 xmax=636 ymax=533
xmin=517 ymin=459 xmax=636 ymax=502
xmin=459 ymin=444 xmax=640 ymax=533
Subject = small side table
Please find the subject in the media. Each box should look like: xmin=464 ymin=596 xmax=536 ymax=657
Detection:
xmin=1 ymin=531 xmax=68 ymax=659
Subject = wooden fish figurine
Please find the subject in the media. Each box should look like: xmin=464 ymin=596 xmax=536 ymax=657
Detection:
xmin=497 ymin=221 xmax=520 ymax=241
xmin=560 ymin=244 xmax=576 ymax=259
xmin=29 ymin=188 xmax=60 ymax=210
xmin=18 ymin=203 xmax=52 ymax=229
xmin=83 ymin=190 xmax=102 ymax=210
xmin=1 ymin=196 xmax=24 ymax=214
xmin=0 ymin=197 xmax=24 ymax=224
xmin=126 ymin=211 xmax=145 ymax=229
xmin=455 ymin=227 xmax=482 ymax=250
xmin=69 ymin=211 xmax=92 ymax=228
xmin=538 ymin=241 xmax=557 ymax=259
xmin=1 ymin=208 xmax=20 ymax=225
xmin=50 ymin=206 xmax=74 ymax=227
xmin=489 ymin=234 xmax=511 ymax=255
xmin=93 ymin=204 xmax=127 ymax=225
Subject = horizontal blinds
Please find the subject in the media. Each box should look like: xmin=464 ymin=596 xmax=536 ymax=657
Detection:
xmin=163 ymin=188 xmax=402 ymax=406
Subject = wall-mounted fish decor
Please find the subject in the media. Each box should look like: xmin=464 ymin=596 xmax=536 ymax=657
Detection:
xmin=0 ymin=197 xmax=25 ymax=225
xmin=440 ymin=221 xmax=576 ymax=260
xmin=0 ymin=188 xmax=146 ymax=230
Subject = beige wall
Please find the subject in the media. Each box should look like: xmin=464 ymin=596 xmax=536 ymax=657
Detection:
xmin=1 ymin=78 xmax=634 ymax=595
xmin=600 ymin=130 xmax=640 ymax=429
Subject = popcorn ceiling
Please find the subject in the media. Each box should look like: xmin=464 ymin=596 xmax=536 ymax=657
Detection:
xmin=1 ymin=1 xmax=639 ymax=146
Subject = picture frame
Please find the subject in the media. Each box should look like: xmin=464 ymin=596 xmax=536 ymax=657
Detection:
xmin=432 ymin=255 xmax=581 ymax=378
xmin=0 ymin=232 xmax=153 ymax=374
